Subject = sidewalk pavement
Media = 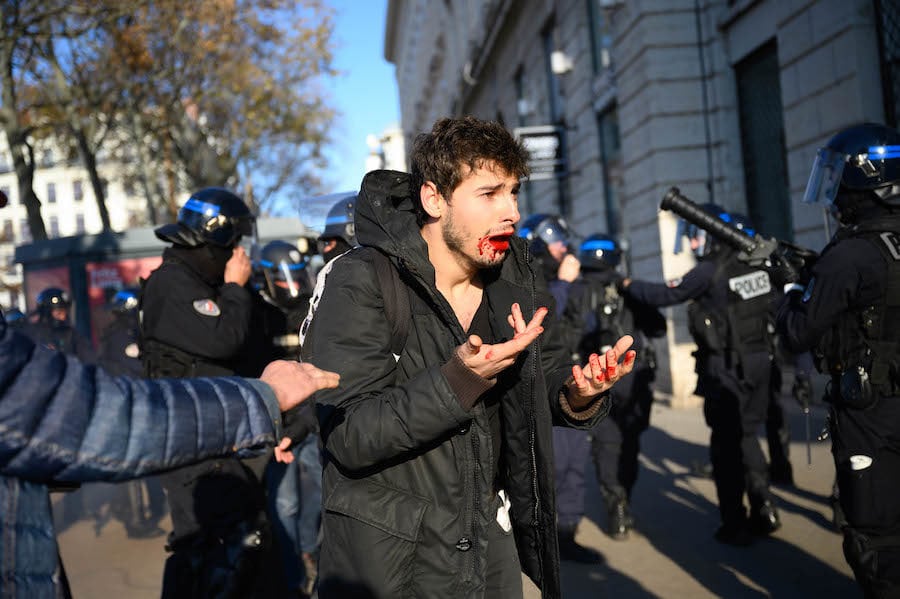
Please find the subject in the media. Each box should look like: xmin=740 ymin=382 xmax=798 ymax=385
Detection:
xmin=57 ymin=401 xmax=857 ymax=598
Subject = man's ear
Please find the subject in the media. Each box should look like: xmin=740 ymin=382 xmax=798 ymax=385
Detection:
xmin=420 ymin=182 xmax=444 ymax=218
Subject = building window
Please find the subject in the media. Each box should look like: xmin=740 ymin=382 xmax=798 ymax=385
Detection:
xmin=0 ymin=186 xmax=10 ymax=205
xmin=2 ymin=220 xmax=12 ymax=241
xmin=875 ymin=0 xmax=900 ymax=127
xmin=76 ymin=214 xmax=85 ymax=234
xmin=49 ymin=216 xmax=59 ymax=238
xmin=735 ymin=40 xmax=793 ymax=241
xmin=41 ymin=149 xmax=54 ymax=167
xmin=47 ymin=182 xmax=56 ymax=204
xmin=73 ymin=180 xmax=83 ymax=202
xmin=597 ymin=106 xmax=624 ymax=237
xmin=0 ymin=153 xmax=9 ymax=173
xmin=587 ymin=0 xmax=613 ymax=75
xmin=541 ymin=25 xmax=569 ymax=216
xmin=19 ymin=219 xmax=31 ymax=243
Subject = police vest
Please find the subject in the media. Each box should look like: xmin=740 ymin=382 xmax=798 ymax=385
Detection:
xmin=138 ymin=258 xmax=237 ymax=380
xmin=817 ymin=219 xmax=900 ymax=397
xmin=689 ymin=255 xmax=774 ymax=357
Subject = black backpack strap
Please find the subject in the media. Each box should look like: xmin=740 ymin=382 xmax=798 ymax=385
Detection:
xmin=370 ymin=249 xmax=410 ymax=358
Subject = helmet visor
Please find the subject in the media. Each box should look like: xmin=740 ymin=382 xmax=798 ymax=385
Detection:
xmin=260 ymin=258 xmax=309 ymax=299
xmin=179 ymin=198 xmax=254 ymax=247
xmin=803 ymin=147 xmax=846 ymax=205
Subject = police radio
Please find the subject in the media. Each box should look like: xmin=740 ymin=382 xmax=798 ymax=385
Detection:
xmin=660 ymin=187 xmax=818 ymax=274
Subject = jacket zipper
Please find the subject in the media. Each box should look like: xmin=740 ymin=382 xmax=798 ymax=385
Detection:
xmin=405 ymin=259 xmax=482 ymax=587
xmin=524 ymin=244 xmax=545 ymax=584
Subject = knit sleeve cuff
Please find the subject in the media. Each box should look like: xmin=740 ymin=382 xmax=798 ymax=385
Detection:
xmin=559 ymin=389 xmax=609 ymax=421
xmin=441 ymin=352 xmax=496 ymax=412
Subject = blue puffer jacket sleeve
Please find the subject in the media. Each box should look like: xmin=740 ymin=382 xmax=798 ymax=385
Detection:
xmin=0 ymin=319 xmax=282 ymax=484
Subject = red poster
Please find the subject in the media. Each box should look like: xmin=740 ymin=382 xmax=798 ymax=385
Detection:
xmin=86 ymin=257 xmax=162 ymax=346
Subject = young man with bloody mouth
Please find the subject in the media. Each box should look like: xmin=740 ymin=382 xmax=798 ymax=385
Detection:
xmin=302 ymin=115 xmax=635 ymax=599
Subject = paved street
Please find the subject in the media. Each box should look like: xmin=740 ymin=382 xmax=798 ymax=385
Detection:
xmin=57 ymin=401 xmax=858 ymax=598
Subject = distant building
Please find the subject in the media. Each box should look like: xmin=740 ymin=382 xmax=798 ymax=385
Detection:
xmin=0 ymin=136 xmax=151 ymax=311
xmin=365 ymin=123 xmax=408 ymax=174
xmin=384 ymin=0 xmax=900 ymax=406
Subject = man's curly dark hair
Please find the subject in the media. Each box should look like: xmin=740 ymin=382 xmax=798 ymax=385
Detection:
xmin=410 ymin=116 xmax=530 ymax=226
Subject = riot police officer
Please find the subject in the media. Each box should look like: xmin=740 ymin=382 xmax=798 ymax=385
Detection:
xmin=731 ymin=213 xmax=795 ymax=487
xmin=519 ymin=213 xmax=599 ymax=562
xmin=317 ymin=193 xmax=357 ymax=264
xmin=240 ymin=240 xmax=322 ymax=597
xmin=563 ymin=233 xmax=666 ymax=539
xmin=23 ymin=287 xmax=95 ymax=363
xmin=623 ymin=204 xmax=781 ymax=545
xmin=140 ymin=187 xmax=281 ymax=598
xmin=98 ymin=288 xmax=166 ymax=539
xmin=777 ymin=122 xmax=900 ymax=597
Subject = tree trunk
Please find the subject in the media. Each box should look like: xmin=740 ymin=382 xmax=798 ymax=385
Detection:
xmin=129 ymin=112 xmax=166 ymax=224
xmin=11 ymin=140 xmax=47 ymax=241
xmin=74 ymin=127 xmax=112 ymax=230
xmin=0 ymin=31 xmax=47 ymax=241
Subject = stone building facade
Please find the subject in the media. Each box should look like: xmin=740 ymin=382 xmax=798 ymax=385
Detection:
xmin=385 ymin=0 xmax=898 ymax=406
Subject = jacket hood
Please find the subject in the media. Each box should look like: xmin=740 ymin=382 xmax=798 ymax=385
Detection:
xmin=355 ymin=169 xmax=533 ymax=288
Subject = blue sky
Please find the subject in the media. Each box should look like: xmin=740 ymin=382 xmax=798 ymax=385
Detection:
xmin=320 ymin=1 xmax=399 ymax=197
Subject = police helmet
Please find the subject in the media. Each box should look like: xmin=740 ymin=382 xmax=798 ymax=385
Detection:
xmin=674 ymin=203 xmax=730 ymax=258
xmin=256 ymin=240 xmax=313 ymax=310
xmin=730 ymin=213 xmax=756 ymax=238
xmin=110 ymin=288 xmax=140 ymax=314
xmin=36 ymin=287 xmax=71 ymax=321
xmin=320 ymin=193 xmax=357 ymax=246
xmin=803 ymin=123 xmax=900 ymax=212
xmin=579 ymin=233 xmax=622 ymax=271
xmin=3 ymin=307 xmax=25 ymax=325
xmin=155 ymin=187 xmax=254 ymax=248
xmin=518 ymin=213 xmax=574 ymax=255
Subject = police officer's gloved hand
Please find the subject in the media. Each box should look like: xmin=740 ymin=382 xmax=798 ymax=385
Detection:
xmin=769 ymin=251 xmax=801 ymax=291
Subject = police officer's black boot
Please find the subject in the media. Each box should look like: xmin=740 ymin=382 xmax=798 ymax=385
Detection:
xmin=607 ymin=498 xmax=632 ymax=540
xmin=557 ymin=525 xmax=603 ymax=563
xmin=748 ymin=499 xmax=782 ymax=535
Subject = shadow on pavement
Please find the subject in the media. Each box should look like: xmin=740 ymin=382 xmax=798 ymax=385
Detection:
xmin=559 ymin=412 xmax=858 ymax=599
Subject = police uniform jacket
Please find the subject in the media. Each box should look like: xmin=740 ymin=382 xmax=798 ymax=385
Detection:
xmin=626 ymin=250 xmax=773 ymax=370
xmin=140 ymin=245 xmax=260 ymax=540
xmin=301 ymin=170 xmax=609 ymax=599
xmin=141 ymin=246 xmax=253 ymax=377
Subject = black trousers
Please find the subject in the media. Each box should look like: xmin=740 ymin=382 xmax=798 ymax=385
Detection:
xmin=832 ymin=395 xmax=900 ymax=598
xmin=701 ymin=352 xmax=773 ymax=526
xmin=590 ymin=365 xmax=655 ymax=503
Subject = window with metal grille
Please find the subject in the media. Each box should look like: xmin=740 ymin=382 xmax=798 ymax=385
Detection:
xmin=735 ymin=40 xmax=793 ymax=242
xmin=875 ymin=0 xmax=900 ymax=128
xmin=47 ymin=182 xmax=56 ymax=204
xmin=596 ymin=106 xmax=623 ymax=237
xmin=19 ymin=219 xmax=30 ymax=243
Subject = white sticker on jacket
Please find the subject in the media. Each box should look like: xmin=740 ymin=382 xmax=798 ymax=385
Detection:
xmin=192 ymin=298 xmax=221 ymax=317
xmin=850 ymin=455 xmax=873 ymax=471
xmin=496 ymin=489 xmax=512 ymax=533
xmin=728 ymin=270 xmax=772 ymax=300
